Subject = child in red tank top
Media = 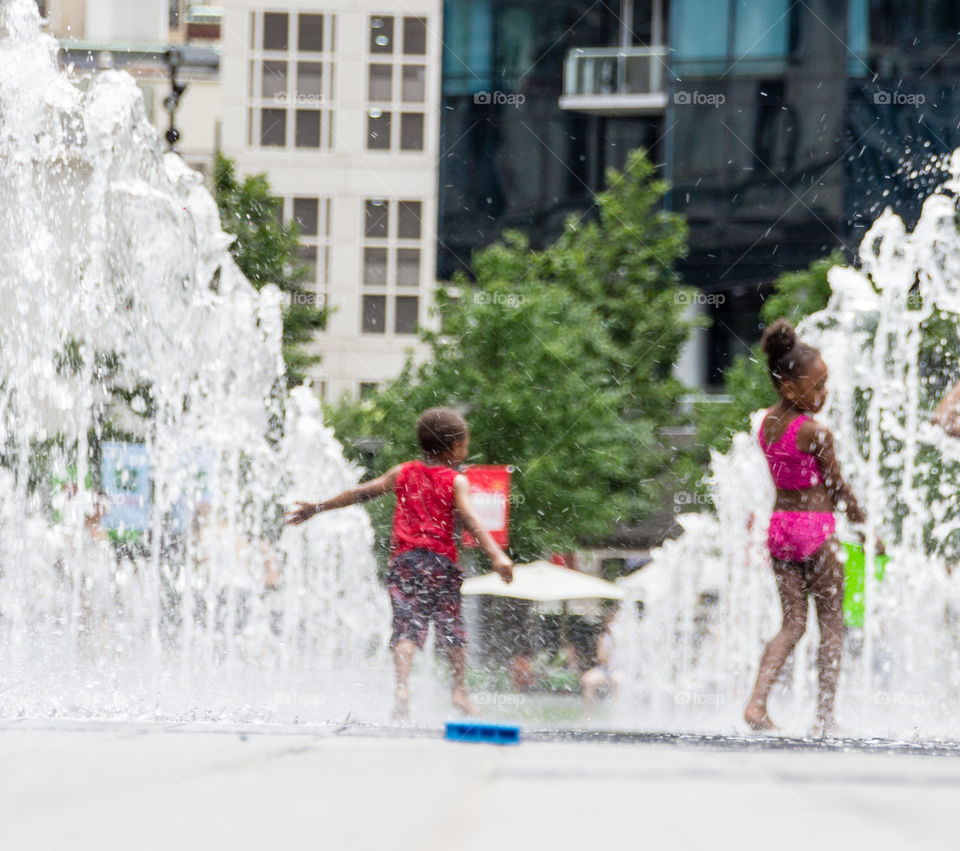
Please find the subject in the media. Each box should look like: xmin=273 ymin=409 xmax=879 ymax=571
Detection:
xmin=286 ymin=407 xmax=513 ymax=720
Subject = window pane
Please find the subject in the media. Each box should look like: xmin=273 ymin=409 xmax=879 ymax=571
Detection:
xmin=401 ymin=65 xmax=425 ymax=102
xmin=298 ymin=13 xmax=324 ymax=51
xmin=367 ymin=110 xmax=391 ymax=149
xmin=363 ymin=248 xmax=388 ymax=285
xmin=293 ymin=197 xmax=318 ymax=235
xmin=297 ymin=62 xmax=323 ymax=98
xmin=263 ymin=12 xmax=288 ymax=50
xmin=365 ymin=200 xmax=389 ymax=238
xmin=359 ymin=382 xmax=378 ymax=399
xmin=261 ymin=60 xmax=287 ymax=99
xmin=733 ymin=0 xmax=788 ymax=60
xmin=403 ymin=17 xmax=427 ymax=55
xmin=295 ymin=110 xmax=321 ymax=147
xmin=672 ymin=0 xmax=729 ymax=61
xmin=395 ymin=296 xmax=419 ymax=334
xmin=400 ymin=112 xmax=423 ymax=151
xmin=396 ymin=249 xmax=420 ymax=286
xmin=298 ymin=246 xmax=317 ymax=282
xmin=370 ymin=15 xmax=394 ymax=53
xmin=368 ymin=64 xmax=392 ymax=101
xmin=260 ymin=108 xmax=286 ymax=146
xmin=397 ymin=201 xmax=422 ymax=238
xmin=362 ymin=295 xmax=386 ymax=333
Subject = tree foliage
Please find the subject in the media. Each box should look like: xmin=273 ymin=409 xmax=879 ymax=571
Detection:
xmin=327 ymin=150 xmax=694 ymax=564
xmin=213 ymin=154 xmax=328 ymax=386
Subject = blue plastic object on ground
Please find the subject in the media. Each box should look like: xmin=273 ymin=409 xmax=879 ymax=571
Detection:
xmin=445 ymin=721 xmax=521 ymax=745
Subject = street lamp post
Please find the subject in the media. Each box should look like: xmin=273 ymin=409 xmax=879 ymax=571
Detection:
xmin=163 ymin=47 xmax=188 ymax=152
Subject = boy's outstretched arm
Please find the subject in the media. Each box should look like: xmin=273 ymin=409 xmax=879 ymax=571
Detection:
xmin=453 ymin=475 xmax=514 ymax=583
xmin=284 ymin=465 xmax=403 ymax=526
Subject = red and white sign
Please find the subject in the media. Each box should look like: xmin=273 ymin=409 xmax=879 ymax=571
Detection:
xmin=462 ymin=465 xmax=512 ymax=548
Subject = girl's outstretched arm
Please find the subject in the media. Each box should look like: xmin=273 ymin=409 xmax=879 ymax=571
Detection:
xmin=933 ymin=381 xmax=960 ymax=437
xmin=284 ymin=464 xmax=404 ymax=525
xmin=801 ymin=422 xmax=865 ymax=523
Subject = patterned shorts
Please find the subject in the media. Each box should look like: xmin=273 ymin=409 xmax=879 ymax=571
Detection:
xmin=387 ymin=548 xmax=465 ymax=650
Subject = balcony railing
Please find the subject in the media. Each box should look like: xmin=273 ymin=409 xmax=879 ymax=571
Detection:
xmin=560 ymin=46 xmax=668 ymax=115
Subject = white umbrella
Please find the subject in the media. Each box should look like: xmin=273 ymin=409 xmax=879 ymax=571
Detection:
xmin=462 ymin=559 xmax=625 ymax=601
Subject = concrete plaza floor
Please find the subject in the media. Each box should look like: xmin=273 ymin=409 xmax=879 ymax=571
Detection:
xmin=2 ymin=720 xmax=959 ymax=850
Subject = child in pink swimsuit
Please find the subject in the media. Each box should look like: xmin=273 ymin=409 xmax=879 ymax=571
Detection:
xmin=744 ymin=319 xmax=868 ymax=737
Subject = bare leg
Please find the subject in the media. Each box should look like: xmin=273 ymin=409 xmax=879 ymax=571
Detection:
xmin=445 ymin=645 xmax=477 ymax=715
xmin=810 ymin=542 xmax=845 ymax=737
xmin=745 ymin=564 xmax=808 ymax=730
xmin=392 ymin=639 xmax=415 ymax=720
xmin=581 ymin=667 xmax=606 ymax=719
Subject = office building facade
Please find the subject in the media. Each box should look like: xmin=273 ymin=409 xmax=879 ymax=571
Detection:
xmin=439 ymin=0 xmax=960 ymax=387
xmin=219 ymin=0 xmax=442 ymax=400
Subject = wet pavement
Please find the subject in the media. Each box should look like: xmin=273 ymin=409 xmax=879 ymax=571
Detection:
xmin=2 ymin=720 xmax=958 ymax=850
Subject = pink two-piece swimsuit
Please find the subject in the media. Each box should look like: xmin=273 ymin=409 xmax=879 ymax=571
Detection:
xmin=758 ymin=412 xmax=835 ymax=562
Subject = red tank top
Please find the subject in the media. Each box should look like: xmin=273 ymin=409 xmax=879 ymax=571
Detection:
xmin=391 ymin=461 xmax=459 ymax=562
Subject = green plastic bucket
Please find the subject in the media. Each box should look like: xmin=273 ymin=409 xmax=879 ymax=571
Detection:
xmin=841 ymin=541 xmax=888 ymax=629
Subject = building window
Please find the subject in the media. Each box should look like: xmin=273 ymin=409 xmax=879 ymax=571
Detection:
xmin=401 ymin=65 xmax=426 ymax=102
xmin=365 ymin=14 xmax=428 ymax=152
xmin=365 ymin=199 xmax=389 ymax=237
xmin=282 ymin=196 xmax=332 ymax=311
xmin=396 ymin=249 xmax=420 ymax=287
xmin=295 ymin=110 xmax=321 ymax=147
xmin=402 ymin=17 xmax=427 ymax=55
xmin=364 ymin=248 xmax=388 ymax=286
xmin=368 ymin=64 xmax=391 ymax=100
xmin=397 ymin=201 xmax=422 ymax=238
xmin=366 ymin=110 xmax=391 ymax=149
xmin=298 ymin=13 xmax=324 ymax=51
xmin=263 ymin=12 xmax=289 ymax=50
xmin=395 ymin=296 xmax=419 ymax=334
xmin=260 ymin=109 xmax=286 ymax=146
xmin=361 ymin=198 xmax=426 ymax=334
xmin=248 ymin=11 xmax=335 ymax=151
xmin=399 ymin=113 xmax=424 ymax=151
xmin=369 ymin=16 xmax=393 ymax=53
xmin=362 ymin=295 xmax=387 ymax=333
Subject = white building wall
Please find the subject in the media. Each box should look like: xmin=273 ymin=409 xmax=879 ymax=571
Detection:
xmin=220 ymin=0 xmax=441 ymax=401
xmin=44 ymin=0 xmax=86 ymax=39
xmin=85 ymin=0 xmax=166 ymax=43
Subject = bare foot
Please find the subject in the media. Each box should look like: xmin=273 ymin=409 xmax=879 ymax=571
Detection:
xmin=811 ymin=717 xmax=837 ymax=739
xmin=392 ymin=684 xmax=410 ymax=722
xmin=744 ymin=702 xmax=778 ymax=732
xmin=451 ymin=687 xmax=478 ymax=716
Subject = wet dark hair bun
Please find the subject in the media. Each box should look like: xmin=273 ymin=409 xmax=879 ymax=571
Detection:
xmin=760 ymin=318 xmax=819 ymax=390
xmin=760 ymin=319 xmax=797 ymax=362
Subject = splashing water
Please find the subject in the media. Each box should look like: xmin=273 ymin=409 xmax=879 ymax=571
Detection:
xmin=0 ymin=0 xmax=389 ymax=721
xmin=621 ymin=154 xmax=960 ymax=739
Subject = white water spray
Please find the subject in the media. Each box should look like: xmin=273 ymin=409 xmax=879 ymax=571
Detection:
xmin=0 ymin=0 xmax=389 ymax=721
xmin=622 ymin=155 xmax=960 ymax=739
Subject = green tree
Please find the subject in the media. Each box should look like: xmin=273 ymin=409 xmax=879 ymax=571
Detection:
xmin=327 ymin=150 xmax=694 ymax=565
xmin=213 ymin=154 xmax=328 ymax=386
xmin=550 ymin=151 xmax=692 ymax=425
